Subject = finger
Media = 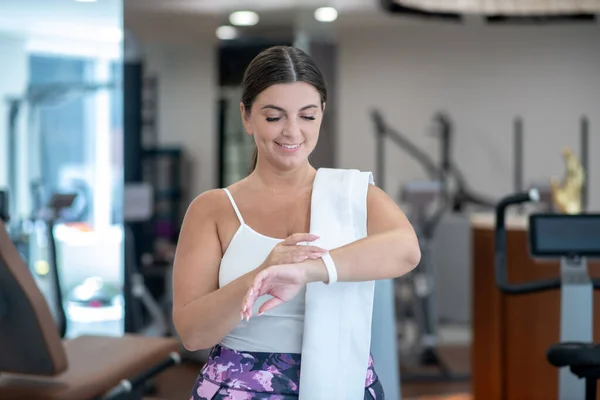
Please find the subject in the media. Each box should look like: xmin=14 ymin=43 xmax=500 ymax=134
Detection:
xmin=253 ymin=270 xmax=270 ymax=296
xmin=245 ymin=292 xmax=258 ymax=321
xmin=245 ymin=271 xmax=269 ymax=320
xmin=282 ymin=233 xmax=320 ymax=246
xmin=241 ymin=287 xmax=255 ymax=320
xmin=299 ymin=245 xmax=328 ymax=254
xmin=293 ymin=254 xmax=309 ymax=263
xmin=243 ymin=273 xmax=264 ymax=318
xmin=307 ymin=252 xmax=325 ymax=260
xmin=258 ymin=297 xmax=284 ymax=315
xmin=293 ymin=247 xmax=327 ymax=263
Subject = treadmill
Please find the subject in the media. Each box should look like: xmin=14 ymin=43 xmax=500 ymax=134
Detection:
xmin=495 ymin=189 xmax=600 ymax=400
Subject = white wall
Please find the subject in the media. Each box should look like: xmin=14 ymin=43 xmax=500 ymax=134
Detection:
xmin=0 ymin=35 xmax=27 ymax=189
xmin=142 ymin=42 xmax=217 ymax=200
xmin=338 ymin=24 xmax=600 ymax=211
xmin=338 ymin=23 xmax=600 ymax=324
xmin=137 ymin=23 xmax=600 ymax=212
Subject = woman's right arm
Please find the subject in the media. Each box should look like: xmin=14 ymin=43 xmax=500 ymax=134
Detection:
xmin=172 ymin=190 xmax=257 ymax=351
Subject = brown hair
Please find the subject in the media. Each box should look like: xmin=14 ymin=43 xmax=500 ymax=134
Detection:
xmin=241 ymin=46 xmax=327 ymax=174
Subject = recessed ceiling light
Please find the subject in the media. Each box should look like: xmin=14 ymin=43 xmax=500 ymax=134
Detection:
xmin=75 ymin=0 xmax=98 ymax=3
xmin=229 ymin=11 xmax=259 ymax=27
xmin=216 ymin=25 xmax=238 ymax=40
xmin=314 ymin=7 xmax=338 ymax=22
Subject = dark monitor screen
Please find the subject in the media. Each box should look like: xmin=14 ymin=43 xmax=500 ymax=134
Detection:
xmin=529 ymin=214 xmax=600 ymax=257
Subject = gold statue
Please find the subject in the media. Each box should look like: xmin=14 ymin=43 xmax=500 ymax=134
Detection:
xmin=550 ymin=147 xmax=585 ymax=214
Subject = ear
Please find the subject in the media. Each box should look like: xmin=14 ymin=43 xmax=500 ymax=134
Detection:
xmin=240 ymin=102 xmax=253 ymax=136
xmin=321 ymin=102 xmax=326 ymax=113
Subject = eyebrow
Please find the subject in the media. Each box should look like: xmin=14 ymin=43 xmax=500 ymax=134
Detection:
xmin=261 ymin=104 xmax=319 ymax=112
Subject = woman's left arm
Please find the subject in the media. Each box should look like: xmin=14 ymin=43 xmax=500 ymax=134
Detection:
xmin=241 ymin=185 xmax=421 ymax=319
xmin=304 ymin=184 xmax=421 ymax=283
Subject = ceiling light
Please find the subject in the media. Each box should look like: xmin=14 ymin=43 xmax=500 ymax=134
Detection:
xmin=229 ymin=11 xmax=259 ymax=26
xmin=314 ymin=7 xmax=338 ymax=22
xmin=75 ymin=0 xmax=98 ymax=3
xmin=216 ymin=25 xmax=238 ymax=40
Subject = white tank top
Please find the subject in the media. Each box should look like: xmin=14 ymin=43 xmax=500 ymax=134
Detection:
xmin=218 ymin=188 xmax=306 ymax=354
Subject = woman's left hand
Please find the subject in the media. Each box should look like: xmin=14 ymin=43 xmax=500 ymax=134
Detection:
xmin=241 ymin=261 xmax=324 ymax=321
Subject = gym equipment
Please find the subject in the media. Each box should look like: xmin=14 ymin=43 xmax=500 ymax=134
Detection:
xmin=399 ymin=181 xmax=473 ymax=381
xmin=372 ymin=109 xmax=492 ymax=382
xmin=5 ymin=80 xmax=143 ymax=336
xmin=0 ymin=191 xmax=8 ymax=224
xmin=38 ymin=192 xmax=77 ymax=338
xmin=372 ymin=109 xmax=496 ymax=212
xmin=5 ymin=186 xmax=79 ymax=338
xmin=495 ymin=189 xmax=600 ymax=400
xmin=0 ymin=195 xmax=182 ymax=400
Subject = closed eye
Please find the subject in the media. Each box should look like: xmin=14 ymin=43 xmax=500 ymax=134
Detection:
xmin=266 ymin=116 xmax=316 ymax=122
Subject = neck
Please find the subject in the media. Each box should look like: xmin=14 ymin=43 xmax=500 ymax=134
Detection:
xmin=250 ymin=160 xmax=316 ymax=191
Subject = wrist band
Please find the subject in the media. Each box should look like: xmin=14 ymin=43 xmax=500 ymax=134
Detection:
xmin=321 ymin=253 xmax=338 ymax=285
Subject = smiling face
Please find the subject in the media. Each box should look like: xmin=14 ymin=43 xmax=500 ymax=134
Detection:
xmin=241 ymin=81 xmax=325 ymax=172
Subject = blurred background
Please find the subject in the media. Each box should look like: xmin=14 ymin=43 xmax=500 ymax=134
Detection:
xmin=0 ymin=0 xmax=599 ymax=399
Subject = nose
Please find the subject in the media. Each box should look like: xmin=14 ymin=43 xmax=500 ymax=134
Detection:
xmin=282 ymin=118 xmax=301 ymax=138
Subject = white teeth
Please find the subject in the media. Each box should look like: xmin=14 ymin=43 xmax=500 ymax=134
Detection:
xmin=277 ymin=143 xmax=301 ymax=149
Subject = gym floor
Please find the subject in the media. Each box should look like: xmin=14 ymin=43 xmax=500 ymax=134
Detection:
xmin=148 ymin=344 xmax=471 ymax=400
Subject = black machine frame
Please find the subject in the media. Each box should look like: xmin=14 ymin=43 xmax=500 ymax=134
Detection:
xmin=495 ymin=190 xmax=600 ymax=400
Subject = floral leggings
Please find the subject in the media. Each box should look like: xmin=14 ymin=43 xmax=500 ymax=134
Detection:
xmin=191 ymin=344 xmax=385 ymax=400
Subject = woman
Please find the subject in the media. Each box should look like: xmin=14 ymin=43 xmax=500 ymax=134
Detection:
xmin=173 ymin=46 xmax=420 ymax=400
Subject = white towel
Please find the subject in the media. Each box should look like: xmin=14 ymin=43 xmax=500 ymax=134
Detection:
xmin=299 ymin=168 xmax=376 ymax=400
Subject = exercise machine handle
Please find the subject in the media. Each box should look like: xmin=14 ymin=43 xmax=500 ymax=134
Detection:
xmin=101 ymin=352 xmax=182 ymax=400
xmin=0 ymin=191 xmax=8 ymax=223
xmin=494 ymin=189 xmax=561 ymax=294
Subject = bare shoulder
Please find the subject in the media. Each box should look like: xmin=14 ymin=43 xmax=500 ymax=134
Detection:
xmin=366 ymin=183 xmax=411 ymax=234
xmin=366 ymin=183 xmax=392 ymax=206
xmin=366 ymin=183 xmax=398 ymax=214
xmin=184 ymin=189 xmax=230 ymax=221
xmin=366 ymin=182 xmax=384 ymax=196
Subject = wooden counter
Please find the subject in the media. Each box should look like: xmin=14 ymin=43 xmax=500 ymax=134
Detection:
xmin=471 ymin=213 xmax=600 ymax=400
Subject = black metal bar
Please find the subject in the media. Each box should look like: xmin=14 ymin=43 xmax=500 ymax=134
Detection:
xmin=585 ymin=377 xmax=596 ymax=400
xmin=0 ymin=190 xmax=8 ymax=223
xmin=377 ymin=122 xmax=385 ymax=192
xmin=217 ymin=98 xmax=227 ymax=188
xmin=495 ymin=191 xmax=562 ymax=294
xmin=580 ymin=115 xmax=589 ymax=212
xmin=371 ymin=110 xmax=439 ymax=180
xmin=379 ymin=0 xmax=462 ymax=21
xmin=123 ymin=61 xmax=144 ymax=334
xmin=123 ymin=62 xmax=143 ymax=186
xmin=514 ymin=116 xmax=523 ymax=193
xmin=102 ymin=352 xmax=181 ymax=400
xmin=436 ymin=113 xmax=452 ymax=175
xmin=7 ymin=100 xmax=19 ymax=222
xmin=47 ymin=219 xmax=67 ymax=338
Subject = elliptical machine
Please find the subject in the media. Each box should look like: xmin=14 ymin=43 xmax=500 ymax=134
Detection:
xmin=372 ymin=109 xmax=488 ymax=382
xmin=495 ymin=189 xmax=600 ymax=400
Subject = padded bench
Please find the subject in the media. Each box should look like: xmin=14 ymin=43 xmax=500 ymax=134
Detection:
xmin=0 ymin=219 xmax=182 ymax=400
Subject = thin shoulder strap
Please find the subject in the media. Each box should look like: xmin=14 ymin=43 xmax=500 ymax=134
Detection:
xmin=222 ymin=188 xmax=245 ymax=225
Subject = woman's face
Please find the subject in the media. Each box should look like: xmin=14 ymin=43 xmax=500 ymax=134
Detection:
xmin=241 ymin=82 xmax=324 ymax=171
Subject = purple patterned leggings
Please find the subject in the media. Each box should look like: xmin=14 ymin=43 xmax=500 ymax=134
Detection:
xmin=191 ymin=344 xmax=385 ymax=400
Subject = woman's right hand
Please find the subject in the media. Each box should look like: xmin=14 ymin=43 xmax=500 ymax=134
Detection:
xmin=260 ymin=233 xmax=328 ymax=270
